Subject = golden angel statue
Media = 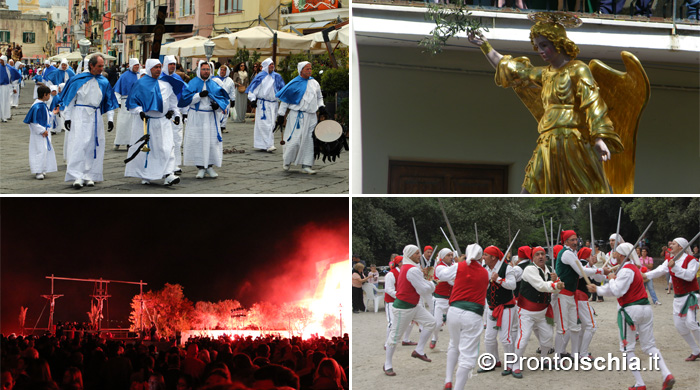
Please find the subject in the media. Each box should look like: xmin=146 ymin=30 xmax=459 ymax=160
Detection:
xmin=468 ymin=12 xmax=650 ymax=194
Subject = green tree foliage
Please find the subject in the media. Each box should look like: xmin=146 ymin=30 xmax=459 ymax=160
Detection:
xmin=353 ymin=198 xmax=700 ymax=265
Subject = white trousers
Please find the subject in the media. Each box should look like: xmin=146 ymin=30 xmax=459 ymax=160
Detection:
xmin=385 ymin=302 xmax=415 ymax=346
xmin=577 ymin=299 xmax=597 ymax=356
xmin=513 ymin=307 xmax=553 ymax=371
xmin=672 ymin=293 xmax=700 ymax=355
xmin=618 ymin=304 xmax=672 ymax=386
xmin=385 ymin=303 xmax=436 ymax=370
xmin=554 ymin=294 xmax=580 ymax=356
xmin=445 ymin=307 xmax=483 ymax=390
xmin=432 ymin=297 xmax=449 ymax=343
xmin=484 ymin=306 xmax=516 ymax=368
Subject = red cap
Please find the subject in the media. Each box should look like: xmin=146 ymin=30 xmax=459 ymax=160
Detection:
xmin=577 ymin=247 xmax=592 ymax=260
xmin=484 ymin=246 xmax=504 ymax=260
xmin=532 ymin=246 xmax=545 ymax=255
xmin=517 ymin=246 xmax=532 ymax=260
xmin=424 ymin=246 xmax=433 ymax=252
xmin=553 ymin=245 xmax=564 ymax=259
xmin=391 ymin=256 xmax=403 ymax=268
xmin=561 ymin=230 xmax=577 ymax=243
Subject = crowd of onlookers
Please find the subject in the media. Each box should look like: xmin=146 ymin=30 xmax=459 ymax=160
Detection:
xmin=0 ymin=331 xmax=348 ymax=390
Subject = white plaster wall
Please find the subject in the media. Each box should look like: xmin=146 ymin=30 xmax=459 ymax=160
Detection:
xmin=358 ymin=44 xmax=700 ymax=194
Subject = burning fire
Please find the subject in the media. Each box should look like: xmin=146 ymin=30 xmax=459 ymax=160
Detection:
xmin=299 ymin=258 xmax=349 ymax=338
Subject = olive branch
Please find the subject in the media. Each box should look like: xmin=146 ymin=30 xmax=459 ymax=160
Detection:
xmin=419 ymin=1 xmax=488 ymax=55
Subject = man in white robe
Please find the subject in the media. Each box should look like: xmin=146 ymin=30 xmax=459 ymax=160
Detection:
xmin=112 ymin=58 xmax=140 ymax=150
xmin=59 ymin=54 xmax=118 ymax=189
xmin=0 ymin=55 xmax=21 ymax=122
xmin=179 ymin=61 xmax=229 ymax=179
xmin=44 ymin=59 xmax=76 ymax=133
xmin=247 ymin=58 xmax=285 ymax=152
xmin=275 ymin=61 xmax=328 ymax=174
xmin=124 ymin=59 xmax=182 ymax=186
xmin=9 ymin=59 xmax=19 ymax=108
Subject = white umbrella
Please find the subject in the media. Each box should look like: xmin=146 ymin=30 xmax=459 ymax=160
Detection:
xmin=49 ymin=51 xmax=116 ymax=62
xmin=309 ymin=25 xmax=349 ymax=50
xmin=211 ymin=26 xmax=314 ymax=53
xmin=159 ymin=36 xmax=235 ymax=57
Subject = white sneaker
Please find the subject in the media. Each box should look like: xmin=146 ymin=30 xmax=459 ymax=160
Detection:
xmin=141 ymin=179 xmax=150 ymax=185
xmin=206 ymin=167 xmax=218 ymax=178
xmin=266 ymin=146 xmax=277 ymax=152
xmin=164 ymin=174 xmax=180 ymax=186
xmin=86 ymin=180 xmax=95 ymax=187
xmin=35 ymin=173 xmax=44 ymax=180
xmin=302 ymin=167 xmax=316 ymax=175
xmin=72 ymin=179 xmax=84 ymax=189
xmin=283 ymin=164 xmax=290 ymax=171
xmin=195 ymin=169 xmax=206 ymax=179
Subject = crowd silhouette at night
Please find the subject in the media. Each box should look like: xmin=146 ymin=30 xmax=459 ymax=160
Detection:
xmin=0 ymin=332 xmax=349 ymax=390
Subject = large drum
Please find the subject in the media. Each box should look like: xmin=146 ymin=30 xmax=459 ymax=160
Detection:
xmin=312 ymin=120 xmax=348 ymax=162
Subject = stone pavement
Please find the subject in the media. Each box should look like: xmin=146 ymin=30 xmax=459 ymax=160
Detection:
xmin=0 ymin=80 xmax=349 ymax=194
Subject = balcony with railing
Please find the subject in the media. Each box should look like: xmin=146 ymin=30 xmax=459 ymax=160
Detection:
xmin=353 ymin=0 xmax=700 ymax=65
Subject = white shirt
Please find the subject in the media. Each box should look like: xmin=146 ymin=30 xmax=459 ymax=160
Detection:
xmin=401 ymin=259 xmax=435 ymax=296
xmin=522 ymin=264 xmax=560 ymax=293
xmin=646 ymin=253 xmax=699 ymax=282
xmin=596 ymin=265 xmax=635 ymax=298
xmin=385 ymin=270 xmax=398 ymax=299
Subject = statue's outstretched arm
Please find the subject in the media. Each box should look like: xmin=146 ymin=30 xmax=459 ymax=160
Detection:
xmin=467 ymin=32 xmax=502 ymax=70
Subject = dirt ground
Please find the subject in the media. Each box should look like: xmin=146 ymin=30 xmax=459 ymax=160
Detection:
xmin=351 ymin=278 xmax=700 ymax=390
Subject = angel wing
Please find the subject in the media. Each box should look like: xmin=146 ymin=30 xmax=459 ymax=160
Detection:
xmin=590 ymin=51 xmax=650 ymax=194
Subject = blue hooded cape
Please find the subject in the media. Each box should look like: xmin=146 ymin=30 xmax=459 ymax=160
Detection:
xmin=42 ymin=65 xmax=57 ymax=79
xmin=44 ymin=66 xmax=76 ymax=86
xmin=32 ymin=74 xmax=43 ymax=83
xmin=48 ymin=94 xmax=61 ymax=111
xmin=160 ymin=71 xmax=185 ymax=99
xmin=126 ymin=74 xmax=186 ymax=113
xmin=24 ymin=101 xmax=51 ymax=127
xmin=113 ymin=70 xmax=139 ymax=96
xmin=275 ymin=75 xmax=313 ymax=105
xmin=58 ymin=72 xmax=119 ymax=114
xmin=246 ymin=71 xmax=285 ymax=95
xmin=0 ymin=64 xmax=21 ymax=86
xmin=178 ymin=76 xmax=229 ymax=111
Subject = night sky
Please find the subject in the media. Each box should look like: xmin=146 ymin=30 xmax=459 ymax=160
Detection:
xmin=0 ymin=197 xmax=349 ymax=334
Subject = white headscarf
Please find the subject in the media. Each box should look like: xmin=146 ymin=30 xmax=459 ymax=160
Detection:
xmin=129 ymin=58 xmax=139 ymax=72
xmin=162 ymin=55 xmax=176 ymax=76
xmin=8 ymin=59 xmax=14 ymax=65
xmin=60 ymin=58 xmax=68 ymax=68
xmin=261 ymin=58 xmax=273 ymax=75
xmin=616 ymin=242 xmax=640 ymax=267
xmin=465 ymin=244 xmax=483 ymax=265
xmin=138 ymin=68 xmax=147 ymax=78
xmin=437 ymin=248 xmax=453 ymax=263
xmin=0 ymin=55 xmax=6 ymax=64
xmin=44 ymin=60 xmax=50 ymax=66
xmin=609 ymin=233 xmax=625 ymax=243
xmin=217 ymin=65 xmax=228 ymax=78
xmin=402 ymin=245 xmax=420 ymax=264
xmin=297 ymin=61 xmax=310 ymax=75
xmin=673 ymin=237 xmax=693 ymax=256
xmin=49 ymin=85 xmax=58 ymax=93
xmin=196 ymin=60 xmax=210 ymax=81
xmin=51 ymin=62 xmax=56 ymax=67
xmin=145 ymin=59 xmax=160 ymax=78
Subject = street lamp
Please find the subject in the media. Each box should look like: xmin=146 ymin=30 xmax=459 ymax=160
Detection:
xmin=204 ymin=39 xmax=215 ymax=62
xmin=79 ymin=38 xmax=91 ymax=72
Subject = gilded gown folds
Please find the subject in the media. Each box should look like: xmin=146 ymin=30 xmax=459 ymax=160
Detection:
xmin=495 ymin=52 xmax=649 ymax=194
